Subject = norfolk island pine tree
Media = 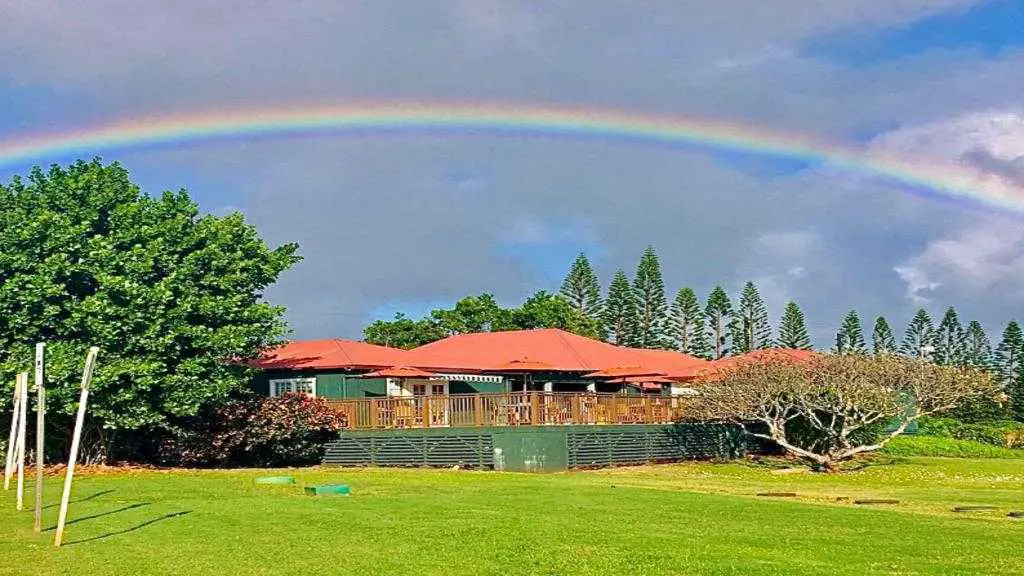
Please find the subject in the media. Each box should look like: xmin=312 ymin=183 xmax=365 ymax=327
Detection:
xmin=730 ymin=281 xmax=772 ymax=354
xmin=631 ymin=246 xmax=673 ymax=349
xmin=704 ymin=286 xmax=733 ymax=359
xmin=777 ymin=301 xmax=812 ymax=350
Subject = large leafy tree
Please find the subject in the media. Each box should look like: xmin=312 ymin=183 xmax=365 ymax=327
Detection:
xmin=363 ymin=313 xmax=446 ymax=349
xmin=777 ymin=301 xmax=812 ymax=350
xmin=0 ymin=160 xmax=300 ymax=432
xmin=558 ymin=253 xmax=603 ymax=329
xmin=961 ymin=320 xmax=994 ymax=371
xmin=631 ymin=246 xmax=672 ymax=349
xmin=669 ymin=287 xmax=710 ymax=358
xmin=602 ymin=270 xmax=637 ymax=346
xmin=834 ymin=310 xmax=867 ymax=354
xmin=934 ymin=306 xmax=966 ymax=366
xmin=704 ymin=286 xmax=733 ymax=359
xmin=871 ymin=316 xmax=897 ymax=357
xmin=508 ymin=291 xmax=602 ymax=338
xmin=901 ymin=308 xmax=936 ymax=360
xmin=429 ymin=294 xmax=511 ymax=335
xmin=730 ymin=281 xmax=772 ymax=354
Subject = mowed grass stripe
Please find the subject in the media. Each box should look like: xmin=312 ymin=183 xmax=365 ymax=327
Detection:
xmin=0 ymin=458 xmax=1022 ymax=576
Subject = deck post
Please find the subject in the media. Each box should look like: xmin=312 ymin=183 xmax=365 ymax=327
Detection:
xmin=369 ymin=398 xmax=379 ymax=429
xmin=422 ymin=396 xmax=431 ymax=428
xmin=609 ymin=394 xmax=618 ymax=424
xmin=644 ymin=398 xmax=654 ymax=423
xmin=473 ymin=395 xmax=483 ymax=427
xmin=529 ymin=392 xmax=540 ymax=425
xmin=570 ymin=395 xmax=581 ymax=424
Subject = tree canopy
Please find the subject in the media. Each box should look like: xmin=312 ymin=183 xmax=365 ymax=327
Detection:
xmin=695 ymin=354 xmax=999 ymax=469
xmin=0 ymin=160 xmax=300 ymax=430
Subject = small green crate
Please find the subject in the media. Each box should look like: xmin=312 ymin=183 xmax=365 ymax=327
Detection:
xmin=304 ymin=484 xmax=351 ymax=496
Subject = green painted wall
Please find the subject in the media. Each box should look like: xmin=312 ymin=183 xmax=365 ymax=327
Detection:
xmin=252 ymin=370 xmax=507 ymax=398
xmin=492 ymin=427 xmax=568 ymax=472
xmin=250 ymin=370 xmax=387 ymax=399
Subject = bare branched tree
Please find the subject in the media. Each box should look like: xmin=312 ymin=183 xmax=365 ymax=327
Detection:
xmin=693 ymin=354 xmax=1000 ymax=470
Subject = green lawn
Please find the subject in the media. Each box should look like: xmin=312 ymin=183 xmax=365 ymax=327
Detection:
xmin=2 ymin=457 xmax=1022 ymax=576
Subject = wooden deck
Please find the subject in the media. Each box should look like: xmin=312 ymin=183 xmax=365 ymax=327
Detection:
xmin=326 ymin=392 xmax=690 ymax=430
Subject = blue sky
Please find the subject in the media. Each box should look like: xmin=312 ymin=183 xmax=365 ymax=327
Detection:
xmin=3 ymin=1 xmax=1024 ymax=346
xmin=804 ymin=0 xmax=1024 ymax=65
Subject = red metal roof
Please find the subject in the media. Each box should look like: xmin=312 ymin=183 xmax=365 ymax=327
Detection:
xmin=403 ymin=328 xmax=709 ymax=374
xmin=692 ymin=348 xmax=820 ymax=379
xmin=251 ymin=329 xmax=714 ymax=375
xmin=250 ymin=339 xmax=410 ymax=371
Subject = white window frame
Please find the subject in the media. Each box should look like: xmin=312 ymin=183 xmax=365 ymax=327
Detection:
xmin=269 ymin=377 xmax=317 ymax=398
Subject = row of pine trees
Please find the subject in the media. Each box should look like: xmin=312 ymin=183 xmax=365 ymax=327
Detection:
xmin=558 ymin=247 xmax=1024 ymax=388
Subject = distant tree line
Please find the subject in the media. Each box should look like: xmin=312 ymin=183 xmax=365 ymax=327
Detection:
xmin=364 ymin=246 xmax=1024 ymax=421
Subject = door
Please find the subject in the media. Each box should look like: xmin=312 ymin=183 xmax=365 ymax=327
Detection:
xmin=411 ymin=380 xmax=449 ymax=426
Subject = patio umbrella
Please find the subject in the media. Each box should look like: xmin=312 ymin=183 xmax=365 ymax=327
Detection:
xmin=583 ymin=365 xmax=667 ymax=379
xmin=484 ymin=358 xmax=556 ymax=391
xmin=360 ymin=366 xmax=439 ymax=378
xmin=605 ymin=375 xmax=675 ymax=384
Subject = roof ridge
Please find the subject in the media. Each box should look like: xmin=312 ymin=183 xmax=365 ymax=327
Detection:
xmin=330 ymin=338 xmax=356 ymax=365
xmin=551 ymin=329 xmax=591 ymax=369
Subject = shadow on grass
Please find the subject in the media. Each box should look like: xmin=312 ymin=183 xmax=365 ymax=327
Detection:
xmin=42 ymin=489 xmax=116 ymax=510
xmin=44 ymin=503 xmax=151 ymax=532
xmin=63 ymin=511 xmax=192 ymax=546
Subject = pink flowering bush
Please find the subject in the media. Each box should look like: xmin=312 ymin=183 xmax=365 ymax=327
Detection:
xmin=158 ymin=393 xmax=345 ymax=467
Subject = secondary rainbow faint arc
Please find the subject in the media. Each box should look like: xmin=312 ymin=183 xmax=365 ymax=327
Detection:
xmin=0 ymin=102 xmax=1020 ymax=213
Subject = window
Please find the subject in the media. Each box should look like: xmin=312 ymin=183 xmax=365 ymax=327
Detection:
xmin=269 ymin=377 xmax=317 ymax=398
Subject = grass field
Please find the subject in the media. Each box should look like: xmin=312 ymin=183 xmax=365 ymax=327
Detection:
xmin=2 ymin=456 xmax=1022 ymax=576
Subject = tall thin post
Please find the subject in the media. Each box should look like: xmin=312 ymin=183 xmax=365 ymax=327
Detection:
xmin=16 ymin=372 xmax=29 ymax=510
xmin=4 ymin=376 xmax=22 ymax=490
xmin=34 ymin=343 xmax=45 ymax=532
xmin=54 ymin=347 xmax=98 ymax=548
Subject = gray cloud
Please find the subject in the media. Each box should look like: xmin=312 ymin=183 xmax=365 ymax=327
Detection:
xmin=3 ymin=0 xmax=1023 ymax=344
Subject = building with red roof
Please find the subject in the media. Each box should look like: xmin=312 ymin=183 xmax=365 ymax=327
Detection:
xmin=250 ymin=328 xmax=709 ymax=399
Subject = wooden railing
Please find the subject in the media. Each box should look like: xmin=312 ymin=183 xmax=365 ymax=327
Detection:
xmin=325 ymin=392 xmax=690 ymax=430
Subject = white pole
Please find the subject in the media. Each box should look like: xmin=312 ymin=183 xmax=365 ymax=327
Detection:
xmin=55 ymin=347 xmax=99 ymax=548
xmin=3 ymin=375 xmax=22 ymax=490
xmin=16 ymin=372 xmax=29 ymax=510
xmin=34 ymin=343 xmax=45 ymax=532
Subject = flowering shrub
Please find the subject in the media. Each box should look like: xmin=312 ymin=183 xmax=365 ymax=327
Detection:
xmin=158 ymin=394 xmax=345 ymax=467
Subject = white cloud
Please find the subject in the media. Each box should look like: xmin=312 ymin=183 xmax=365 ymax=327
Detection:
xmin=892 ymin=264 xmax=941 ymax=305
xmin=868 ymin=109 xmax=1024 ymax=166
xmin=865 ymin=110 xmax=1024 ymax=204
xmin=895 ymin=218 xmax=1024 ymax=305
xmin=738 ymin=229 xmax=827 ymax=311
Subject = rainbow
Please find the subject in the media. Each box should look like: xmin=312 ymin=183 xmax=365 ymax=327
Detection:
xmin=0 ymin=102 xmax=1020 ymax=213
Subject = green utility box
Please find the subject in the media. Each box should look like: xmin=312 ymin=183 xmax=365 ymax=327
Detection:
xmin=492 ymin=427 xmax=568 ymax=472
xmin=305 ymin=484 xmax=351 ymax=496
